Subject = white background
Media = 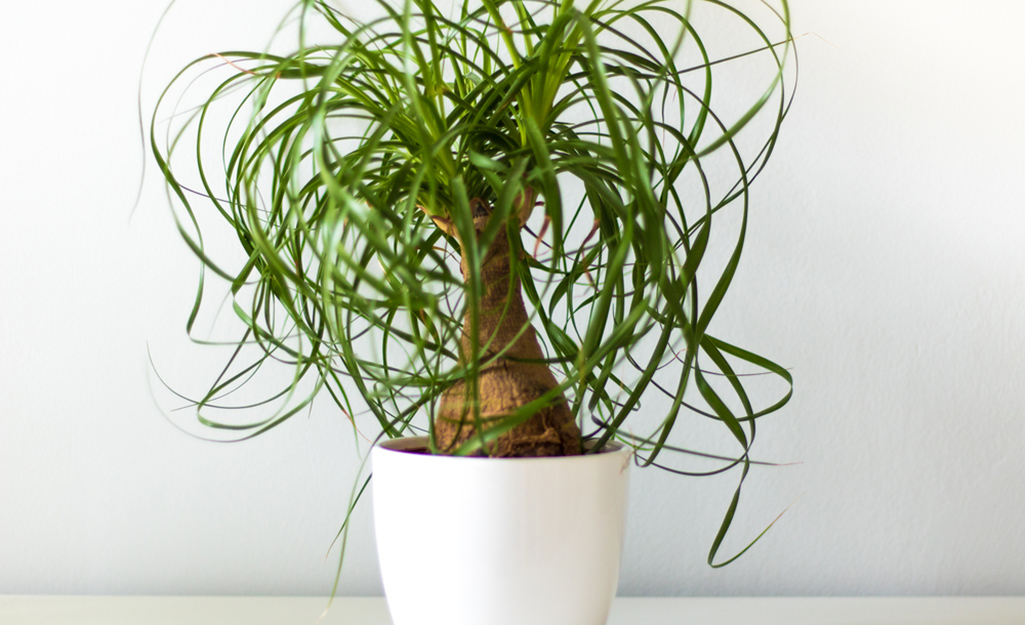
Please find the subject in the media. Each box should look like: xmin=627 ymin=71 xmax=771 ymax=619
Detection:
xmin=2 ymin=0 xmax=1024 ymax=596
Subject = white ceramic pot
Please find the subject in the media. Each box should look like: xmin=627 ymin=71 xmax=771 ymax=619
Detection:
xmin=372 ymin=436 xmax=631 ymax=625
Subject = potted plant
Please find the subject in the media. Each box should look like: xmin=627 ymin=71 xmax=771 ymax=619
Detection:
xmin=150 ymin=0 xmax=794 ymax=622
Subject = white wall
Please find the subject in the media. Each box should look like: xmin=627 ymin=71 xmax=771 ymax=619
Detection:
xmin=2 ymin=0 xmax=1023 ymax=596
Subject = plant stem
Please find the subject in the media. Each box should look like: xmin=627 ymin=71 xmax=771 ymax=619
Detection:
xmin=433 ymin=202 xmax=582 ymax=457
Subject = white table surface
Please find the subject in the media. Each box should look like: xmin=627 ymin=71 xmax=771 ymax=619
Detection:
xmin=2 ymin=596 xmax=1023 ymax=625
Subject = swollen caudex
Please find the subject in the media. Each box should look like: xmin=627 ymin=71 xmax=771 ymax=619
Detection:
xmin=431 ymin=198 xmax=581 ymax=457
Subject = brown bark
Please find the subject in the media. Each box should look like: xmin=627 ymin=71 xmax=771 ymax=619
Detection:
xmin=432 ymin=200 xmax=582 ymax=457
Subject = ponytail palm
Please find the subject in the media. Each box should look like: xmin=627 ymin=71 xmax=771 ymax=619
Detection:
xmin=152 ymin=0 xmax=794 ymax=563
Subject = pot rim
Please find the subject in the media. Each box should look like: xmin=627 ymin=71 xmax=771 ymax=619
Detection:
xmin=374 ymin=435 xmax=631 ymax=462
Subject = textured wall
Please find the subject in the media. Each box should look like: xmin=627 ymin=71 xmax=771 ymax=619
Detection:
xmin=2 ymin=0 xmax=1023 ymax=596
